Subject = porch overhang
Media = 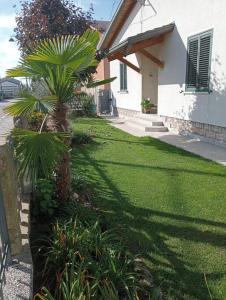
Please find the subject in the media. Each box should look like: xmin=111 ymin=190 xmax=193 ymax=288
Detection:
xmin=107 ymin=23 xmax=175 ymax=72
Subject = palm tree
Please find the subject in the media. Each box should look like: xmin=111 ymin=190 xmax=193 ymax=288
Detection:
xmin=5 ymin=30 xmax=114 ymax=201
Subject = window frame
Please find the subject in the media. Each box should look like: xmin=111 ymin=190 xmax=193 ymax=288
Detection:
xmin=185 ymin=29 xmax=213 ymax=93
xmin=119 ymin=62 xmax=128 ymax=91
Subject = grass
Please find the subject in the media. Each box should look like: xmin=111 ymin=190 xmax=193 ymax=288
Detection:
xmin=71 ymin=116 xmax=226 ymax=300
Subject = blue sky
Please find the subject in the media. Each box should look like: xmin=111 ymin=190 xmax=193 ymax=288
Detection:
xmin=0 ymin=0 xmax=120 ymax=77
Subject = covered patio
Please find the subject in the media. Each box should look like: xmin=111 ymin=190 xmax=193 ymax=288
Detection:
xmin=106 ymin=23 xmax=175 ymax=112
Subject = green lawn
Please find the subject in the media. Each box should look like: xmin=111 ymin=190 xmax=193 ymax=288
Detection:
xmin=71 ymin=117 xmax=226 ymax=300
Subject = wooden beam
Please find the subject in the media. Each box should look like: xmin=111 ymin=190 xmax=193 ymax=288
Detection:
xmin=118 ymin=57 xmax=140 ymax=73
xmin=139 ymin=49 xmax=164 ymax=68
xmin=108 ymin=35 xmax=165 ymax=62
xmin=105 ymin=0 xmax=137 ymax=49
xmin=108 ymin=52 xmax=124 ymax=62
xmin=128 ymin=36 xmax=164 ymax=54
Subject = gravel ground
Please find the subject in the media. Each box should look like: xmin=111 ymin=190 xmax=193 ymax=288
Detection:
xmin=2 ymin=260 xmax=33 ymax=300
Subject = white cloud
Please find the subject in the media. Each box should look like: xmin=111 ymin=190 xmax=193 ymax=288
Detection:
xmin=0 ymin=14 xmax=19 ymax=77
xmin=0 ymin=15 xmax=16 ymax=29
xmin=0 ymin=39 xmax=19 ymax=78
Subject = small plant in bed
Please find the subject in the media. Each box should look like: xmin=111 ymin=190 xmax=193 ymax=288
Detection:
xmin=35 ymin=215 xmax=155 ymax=300
xmin=71 ymin=172 xmax=89 ymax=194
xmin=71 ymin=172 xmax=93 ymax=207
xmin=33 ymin=178 xmax=58 ymax=218
xmin=71 ymin=131 xmax=93 ymax=146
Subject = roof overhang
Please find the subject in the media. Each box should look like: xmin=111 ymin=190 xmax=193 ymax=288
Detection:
xmin=98 ymin=0 xmax=137 ymax=50
xmin=107 ymin=23 xmax=175 ymax=73
xmin=108 ymin=23 xmax=175 ymax=60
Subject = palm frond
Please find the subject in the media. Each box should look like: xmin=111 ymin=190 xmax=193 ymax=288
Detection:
xmin=4 ymin=94 xmax=58 ymax=116
xmin=12 ymin=129 xmax=69 ymax=181
xmin=27 ymin=32 xmax=97 ymax=68
xmin=7 ymin=59 xmax=50 ymax=79
xmin=86 ymin=77 xmax=117 ymax=88
xmin=82 ymin=29 xmax=100 ymax=48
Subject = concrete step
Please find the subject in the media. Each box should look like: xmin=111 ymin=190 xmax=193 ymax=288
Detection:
xmin=145 ymin=126 xmax=168 ymax=132
xmin=126 ymin=120 xmax=168 ymax=132
xmin=126 ymin=116 xmax=164 ymax=127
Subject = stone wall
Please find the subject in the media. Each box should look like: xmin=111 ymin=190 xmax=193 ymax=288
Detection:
xmin=163 ymin=116 xmax=226 ymax=145
xmin=0 ymin=141 xmax=22 ymax=255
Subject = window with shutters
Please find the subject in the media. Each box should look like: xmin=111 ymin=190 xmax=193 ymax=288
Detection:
xmin=120 ymin=62 xmax=127 ymax=91
xmin=186 ymin=30 xmax=213 ymax=92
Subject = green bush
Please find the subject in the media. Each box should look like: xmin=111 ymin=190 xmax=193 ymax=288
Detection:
xmin=71 ymin=132 xmax=93 ymax=146
xmin=40 ymin=218 xmax=153 ymax=299
xmin=71 ymin=172 xmax=89 ymax=194
xmin=33 ymin=178 xmax=58 ymax=217
xmin=27 ymin=111 xmax=45 ymax=131
xmin=80 ymin=94 xmax=96 ymax=116
xmin=141 ymin=98 xmax=154 ymax=110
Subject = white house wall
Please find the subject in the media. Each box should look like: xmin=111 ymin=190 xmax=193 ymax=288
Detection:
xmin=110 ymin=0 xmax=226 ymax=128
xmin=111 ymin=53 xmax=142 ymax=111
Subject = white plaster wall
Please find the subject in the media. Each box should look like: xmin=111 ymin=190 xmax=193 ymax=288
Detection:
xmin=110 ymin=0 xmax=226 ymax=127
xmin=111 ymin=53 xmax=142 ymax=112
xmin=141 ymin=45 xmax=159 ymax=105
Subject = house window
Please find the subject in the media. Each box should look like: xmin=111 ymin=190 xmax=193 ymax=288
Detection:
xmin=120 ymin=62 xmax=127 ymax=91
xmin=186 ymin=30 xmax=213 ymax=92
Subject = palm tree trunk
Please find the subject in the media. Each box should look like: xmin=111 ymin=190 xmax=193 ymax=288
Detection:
xmin=54 ymin=102 xmax=71 ymax=202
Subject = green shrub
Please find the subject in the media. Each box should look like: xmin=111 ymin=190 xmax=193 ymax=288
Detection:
xmin=27 ymin=111 xmax=45 ymax=130
xmin=33 ymin=178 xmax=58 ymax=217
xmin=42 ymin=218 xmax=153 ymax=299
xmin=71 ymin=132 xmax=93 ymax=146
xmin=141 ymin=98 xmax=154 ymax=110
xmin=80 ymin=94 xmax=96 ymax=116
xmin=71 ymin=172 xmax=89 ymax=194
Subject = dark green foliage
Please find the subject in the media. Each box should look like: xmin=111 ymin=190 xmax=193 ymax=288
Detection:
xmin=71 ymin=172 xmax=89 ymax=194
xmin=12 ymin=129 xmax=68 ymax=181
xmin=27 ymin=112 xmax=45 ymax=130
xmin=71 ymin=132 xmax=93 ymax=146
xmin=80 ymin=94 xmax=96 ymax=116
xmin=141 ymin=98 xmax=154 ymax=109
xmin=33 ymin=178 xmax=58 ymax=217
xmin=41 ymin=218 xmax=153 ymax=299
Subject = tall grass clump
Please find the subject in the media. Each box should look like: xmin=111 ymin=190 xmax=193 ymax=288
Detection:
xmin=35 ymin=216 xmax=156 ymax=299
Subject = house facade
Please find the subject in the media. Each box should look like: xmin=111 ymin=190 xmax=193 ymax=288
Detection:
xmin=0 ymin=78 xmax=22 ymax=99
xmin=99 ymin=0 xmax=226 ymax=144
xmin=82 ymin=20 xmax=111 ymax=114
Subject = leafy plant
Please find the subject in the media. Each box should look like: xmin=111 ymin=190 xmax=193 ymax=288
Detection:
xmin=15 ymin=0 xmax=93 ymax=54
xmin=141 ymin=98 xmax=154 ymax=110
xmin=71 ymin=172 xmax=89 ymax=193
xmin=5 ymin=30 xmax=116 ymax=201
xmin=80 ymin=94 xmax=96 ymax=116
xmin=41 ymin=218 xmax=153 ymax=299
xmin=12 ymin=129 xmax=68 ymax=181
xmin=71 ymin=132 xmax=93 ymax=146
xmin=33 ymin=178 xmax=58 ymax=217
xmin=27 ymin=111 xmax=45 ymax=130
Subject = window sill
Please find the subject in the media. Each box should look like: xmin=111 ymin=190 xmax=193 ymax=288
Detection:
xmin=118 ymin=90 xmax=129 ymax=94
xmin=183 ymin=91 xmax=210 ymax=95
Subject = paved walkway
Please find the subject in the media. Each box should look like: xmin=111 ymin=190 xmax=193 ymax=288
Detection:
xmin=0 ymin=100 xmax=15 ymax=145
xmin=106 ymin=116 xmax=226 ymax=166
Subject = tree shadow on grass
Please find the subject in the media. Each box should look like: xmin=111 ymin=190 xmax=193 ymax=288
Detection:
xmin=71 ymin=138 xmax=226 ymax=300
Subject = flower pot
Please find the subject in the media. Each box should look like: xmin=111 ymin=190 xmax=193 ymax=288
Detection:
xmin=143 ymin=108 xmax=151 ymax=114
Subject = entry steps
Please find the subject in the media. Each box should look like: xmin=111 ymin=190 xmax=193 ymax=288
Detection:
xmin=123 ymin=114 xmax=169 ymax=132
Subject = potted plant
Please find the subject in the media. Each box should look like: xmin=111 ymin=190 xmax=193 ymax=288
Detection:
xmin=141 ymin=98 xmax=155 ymax=114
